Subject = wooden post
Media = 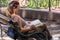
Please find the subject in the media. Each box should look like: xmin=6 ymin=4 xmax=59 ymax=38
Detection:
xmin=35 ymin=0 xmax=38 ymax=8
xmin=48 ymin=11 xmax=53 ymax=20
xmin=22 ymin=9 xmax=26 ymax=18
xmin=48 ymin=0 xmax=53 ymax=20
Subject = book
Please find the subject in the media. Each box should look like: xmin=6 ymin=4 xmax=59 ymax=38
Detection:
xmin=29 ymin=19 xmax=43 ymax=27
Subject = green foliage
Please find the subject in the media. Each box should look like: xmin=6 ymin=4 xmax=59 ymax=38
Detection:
xmin=27 ymin=0 xmax=57 ymax=9
xmin=0 ymin=0 xmax=8 ymax=7
xmin=27 ymin=0 xmax=36 ymax=8
xmin=0 ymin=0 xmax=59 ymax=9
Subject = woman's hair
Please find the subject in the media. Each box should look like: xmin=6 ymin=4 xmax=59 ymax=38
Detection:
xmin=8 ymin=1 xmax=19 ymax=14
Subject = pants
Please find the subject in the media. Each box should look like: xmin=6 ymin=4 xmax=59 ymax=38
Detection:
xmin=7 ymin=27 xmax=18 ymax=39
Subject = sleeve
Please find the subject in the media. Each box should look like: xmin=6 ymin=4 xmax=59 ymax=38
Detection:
xmin=13 ymin=16 xmax=19 ymax=22
xmin=13 ymin=16 xmax=23 ymax=29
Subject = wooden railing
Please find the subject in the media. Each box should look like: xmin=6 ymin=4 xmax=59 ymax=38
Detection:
xmin=0 ymin=8 xmax=60 ymax=21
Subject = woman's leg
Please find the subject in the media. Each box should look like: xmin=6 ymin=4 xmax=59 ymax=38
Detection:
xmin=7 ymin=27 xmax=15 ymax=39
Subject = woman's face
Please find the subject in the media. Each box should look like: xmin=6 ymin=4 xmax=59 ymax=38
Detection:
xmin=13 ymin=5 xmax=20 ymax=14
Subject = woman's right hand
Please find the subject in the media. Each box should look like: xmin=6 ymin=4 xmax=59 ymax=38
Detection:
xmin=20 ymin=25 xmax=32 ymax=33
xmin=20 ymin=25 xmax=36 ymax=33
xmin=24 ymin=25 xmax=32 ymax=30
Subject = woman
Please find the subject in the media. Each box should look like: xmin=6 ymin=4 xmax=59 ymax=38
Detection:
xmin=6 ymin=1 xmax=52 ymax=40
xmin=6 ymin=1 xmax=33 ymax=39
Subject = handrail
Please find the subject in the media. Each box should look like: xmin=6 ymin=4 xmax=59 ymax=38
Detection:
xmin=0 ymin=14 xmax=10 ymax=21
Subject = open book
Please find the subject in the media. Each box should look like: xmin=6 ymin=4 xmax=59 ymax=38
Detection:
xmin=29 ymin=19 xmax=43 ymax=27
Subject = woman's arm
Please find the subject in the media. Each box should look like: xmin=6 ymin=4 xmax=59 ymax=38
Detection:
xmin=13 ymin=16 xmax=32 ymax=33
xmin=19 ymin=16 xmax=29 ymax=25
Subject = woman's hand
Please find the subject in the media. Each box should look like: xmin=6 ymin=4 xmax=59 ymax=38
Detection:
xmin=20 ymin=25 xmax=32 ymax=33
xmin=24 ymin=25 xmax=32 ymax=30
xmin=20 ymin=25 xmax=36 ymax=33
